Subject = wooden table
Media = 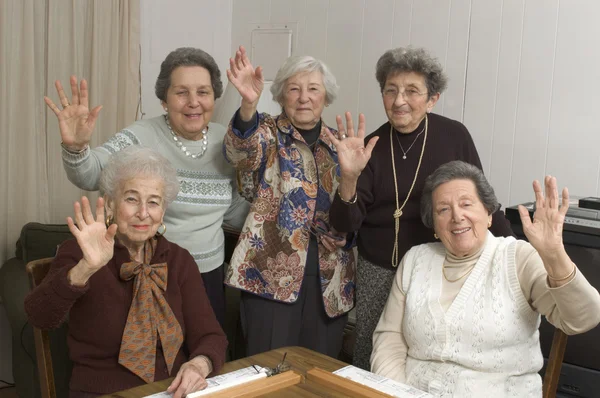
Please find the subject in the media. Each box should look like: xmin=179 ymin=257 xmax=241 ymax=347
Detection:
xmin=102 ymin=346 xmax=355 ymax=397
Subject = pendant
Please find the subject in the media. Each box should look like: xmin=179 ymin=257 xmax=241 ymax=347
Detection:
xmin=402 ymin=155 xmax=407 ymax=160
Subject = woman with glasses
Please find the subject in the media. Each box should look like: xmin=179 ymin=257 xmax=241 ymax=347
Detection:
xmin=327 ymin=47 xmax=515 ymax=370
xmin=223 ymin=46 xmax=357 ymax=357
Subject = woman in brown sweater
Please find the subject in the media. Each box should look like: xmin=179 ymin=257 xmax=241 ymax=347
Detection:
xmin=25 ymin=146 xmax=227 ymax=398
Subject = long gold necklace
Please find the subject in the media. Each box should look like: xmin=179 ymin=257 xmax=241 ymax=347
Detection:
xmin=390 ymin=116 xmax=428 ymax=267
xmin=442 ymin=264 xmax=475 ymax=282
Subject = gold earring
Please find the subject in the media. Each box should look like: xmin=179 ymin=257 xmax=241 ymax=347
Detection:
xmin=488 ymin=220 xmax=492 ymax=228
xmin=105 ymin=216 xmax=113 ymax=228
xmin=434 ymin=233 xmax=439 ymax=239
xmin=156 ymin=222 xmax=167 ymax=236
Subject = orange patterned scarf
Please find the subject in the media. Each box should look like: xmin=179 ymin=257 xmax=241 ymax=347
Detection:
xmin=118 ymin=238 xmax=183 ymax=383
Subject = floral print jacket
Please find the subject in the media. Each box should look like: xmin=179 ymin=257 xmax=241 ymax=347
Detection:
xmin=222 ymin=111 xmax=356 ymax=318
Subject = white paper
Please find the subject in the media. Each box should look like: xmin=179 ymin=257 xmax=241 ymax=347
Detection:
xmin=143 ymin=366 xmax=270 ymax=398
xmin=333 ymin=365 xmax=434 ymax=398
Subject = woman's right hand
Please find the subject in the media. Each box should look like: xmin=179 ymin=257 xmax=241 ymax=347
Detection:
xmin=227 ymin=46 xmax=264 ymax=119
xmin=66 ymin=196 xmax=117 ymax=285
xmin=44 ymin=75 xmax=103 ymax=152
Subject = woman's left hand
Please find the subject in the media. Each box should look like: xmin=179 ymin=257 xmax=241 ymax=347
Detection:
xmin=320 ymin=229 xmax=347 ymax=252
xmin=167 ymin=357 xmax=210 ymax=398
xmin=518 ymin=176 xmax=569 ymax=261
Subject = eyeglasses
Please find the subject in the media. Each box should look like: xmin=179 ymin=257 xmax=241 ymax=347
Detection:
xmin=308 ymin=218 xmax=344 ymax=241
xmin=382 ymin=87 xmax=427 ymax=100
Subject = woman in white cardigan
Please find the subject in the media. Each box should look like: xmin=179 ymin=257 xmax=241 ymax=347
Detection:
xmin=371 ymin=160 xmax=600 ymax=397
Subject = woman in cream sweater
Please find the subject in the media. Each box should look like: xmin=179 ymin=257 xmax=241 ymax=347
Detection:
xmin=370 ymin=160 xmax=600 ymax=397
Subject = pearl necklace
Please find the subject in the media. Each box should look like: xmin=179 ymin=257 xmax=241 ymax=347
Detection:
xmin=164 ymin=114 xmax=208 ymax=159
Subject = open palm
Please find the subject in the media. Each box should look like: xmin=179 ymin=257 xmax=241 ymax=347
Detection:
xmin=518 ymin=176 xmax=568 ymax=257
xmin=226 ymin=46 xmax=264 ymax=105
xmin=44 ymin=76 xmax=102 ymax=150
xmin=326 ymin=112 xmax=379 ymax=180
xmin=67 ymin=196 xmax=117 ymax=273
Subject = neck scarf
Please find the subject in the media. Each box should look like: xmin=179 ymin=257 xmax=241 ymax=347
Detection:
xmin=118 ymin=238 xmax=183 ymax=383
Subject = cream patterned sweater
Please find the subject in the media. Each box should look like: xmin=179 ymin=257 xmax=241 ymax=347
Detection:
xmin=371 ymin=232 xmax=600 ymax=397
xmin=61 ymin=115 xmax=249 ymax=273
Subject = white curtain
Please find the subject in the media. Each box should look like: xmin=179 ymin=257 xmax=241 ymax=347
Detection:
xmin=0 ymin=0 xmax=140 ymax=264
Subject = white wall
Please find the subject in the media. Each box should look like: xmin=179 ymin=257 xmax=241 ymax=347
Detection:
xmin=140 ymin=0 xmax=233 ymax=120
xmin=231 ymin=0 xmax=600 ymax=209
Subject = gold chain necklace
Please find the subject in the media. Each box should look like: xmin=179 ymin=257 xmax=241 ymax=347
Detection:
xmin=390 ymin=115 xmax=428 ymax=267
xmin=442 ymin=263 xmax=475 ymax=282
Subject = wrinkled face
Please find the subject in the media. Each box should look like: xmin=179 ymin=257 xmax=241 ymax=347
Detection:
xmin=281 ymin=70 xmax=327 ymax=130
xmin=106 ymin=177 xmax=167 ymax=249
xmin=432 ymin=179 xmax=492 ymax=257
xmin=382 ymin=71 xmax=439 ymax=133
xmin=162 ymin=66 xmax=215 ymax=140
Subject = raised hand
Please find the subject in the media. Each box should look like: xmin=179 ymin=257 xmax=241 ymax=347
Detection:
xmin=325 ymin=112 xmax=379 ymax=181
xmin=226 ymin=46 xmax=264 ymax=107
xmin=518 ymin=176 xmax=569 ymax=261
xmin=67 ymin=196 xmax=117 ymax=284
xmin=44 ymin=76 xmax=103 ymax=151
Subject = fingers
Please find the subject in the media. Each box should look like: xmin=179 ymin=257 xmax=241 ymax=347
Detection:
xmin=255 ymin=65 xmax=264 ymax=81
xmin=545 ymin=175 xmax=559 ymax=210
xmin=345 ymin=112 xmax=355 ymax=138
xmin=95 ymin=197 xmax=105 ymax=222
xmin=364 ymin=136 xmax=379 ymax=157
xmin=335 ymin=115 xmax=346 ymax=139
xmin=560 ymin=187 xmax=570 ymax=216
xmin=88 ymin=105 xmax=103 ymax=126
xmin=357 ymin=113 xmax=366 ymax=138
xmin=228 ymin=59 xmax=238 ymax=79
xmin=532 ymin=179 xmax=544 ymax=209
xmin=517 ymin=204 xmax=533 ymax=230
xmin=73 ymin=201 xmax=85 ymax=229
xmin=70 ymin=75 xmax=80 ymax=107
xmin=167 ymin=371 xmax=182 ymax=394
xmin=55 ymin=79 xmax=70 ymax=108
xmin=80 ymin=196 xmax=95 ymax=225
xmin=66 ymin=217 xmax=80 ymax=238
xmin=44 ymin=96 xmax=61 ymax=116
xmin=106 ymin=224 xmax=118 ymax=241
xmin=80 ymin=78 xmax=89 ymax=108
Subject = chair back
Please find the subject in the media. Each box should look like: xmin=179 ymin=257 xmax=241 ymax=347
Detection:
xmin=543 ymin=328 xmax=568 ymax=398
xmin=26 ymin=257 xmax=56 ymax=398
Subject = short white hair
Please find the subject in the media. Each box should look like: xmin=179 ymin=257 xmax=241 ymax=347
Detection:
xmin=99 ymin=146 xmax=180 ymax=206
xmin=270 ymin=55 xmax=339 ymax=105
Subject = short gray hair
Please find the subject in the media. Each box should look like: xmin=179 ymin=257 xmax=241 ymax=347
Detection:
xmin=270 ymin=55 xmax=339 ymax=105
xmin=420 ymin=161 xmax=500 ymax=228
xmin=100 ymin=146 xmax=180 ymax=207
xmin=375 ymin=47 xmax=448 ymax=98
xmin=155 ymin=47 xmax=223 ymax=101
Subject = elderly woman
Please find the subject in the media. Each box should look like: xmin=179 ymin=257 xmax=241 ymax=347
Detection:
xmin=370 ymin=160 xmax=600 ymax=396
xmin=327 ymin=47 xmax=515 ymax=369
xmin=222 ymin=46 xmax=354 ymax=357
xmin=25 ymin=147 xmax=227 ymax=398
xmin=44 ymin=47 xmax=249 ymax=327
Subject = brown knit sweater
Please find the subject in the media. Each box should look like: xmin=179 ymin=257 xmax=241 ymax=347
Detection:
xmin=24 ymin=236 xmax=227 ymax=395
xmin=329 ymin=113 xmax=515 ymax=269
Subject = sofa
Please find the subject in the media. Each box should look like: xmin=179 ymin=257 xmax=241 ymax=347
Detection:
xmin=0 ymin=222 xmax=245 ymax=398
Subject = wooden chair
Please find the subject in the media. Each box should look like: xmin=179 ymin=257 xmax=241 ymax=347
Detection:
xmin=26 ymin=257 xmax=56 ymax=398
xmin=543 ymin=328 xmax=569 ymax=398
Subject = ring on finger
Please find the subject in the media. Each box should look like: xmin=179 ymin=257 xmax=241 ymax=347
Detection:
xmin=340 ymin=134 xmax=347 ymax=140
xmin=62 ymin=102 xmax=70 ymax=108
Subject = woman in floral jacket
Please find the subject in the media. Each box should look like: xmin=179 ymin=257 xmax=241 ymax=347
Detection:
xmin=223 ymin=46 xmax=361 ymax=358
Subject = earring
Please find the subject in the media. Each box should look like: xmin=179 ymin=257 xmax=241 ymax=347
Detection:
xmin=105 ymin=216 xmax=113 ymax=228
xmin=434 ymin=233 xmax=439 ymax=239
xmin=488 ymin=220 xmax=492 ymax=228
xmin=156 ymin=222 xmax=167 ymax=236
